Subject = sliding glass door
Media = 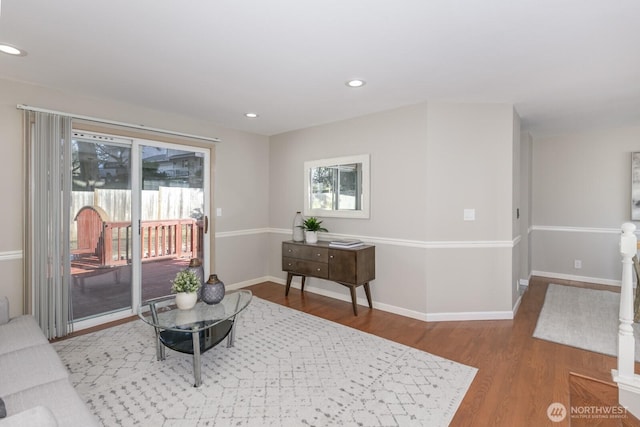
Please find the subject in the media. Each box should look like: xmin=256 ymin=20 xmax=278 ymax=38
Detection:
xmin=139 ymin=143 xmax=207 ymax=302
xmin=69 ymin=133 xmax=209 ymax=322
xmin=70 ymin=134 xmax=133 ymax=319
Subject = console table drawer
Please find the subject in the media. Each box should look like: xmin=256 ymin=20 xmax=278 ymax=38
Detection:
xmin=282 ymin=257 xmax=329 ymax=278
xmin=282 ymin=243 xmax=329 ymax=263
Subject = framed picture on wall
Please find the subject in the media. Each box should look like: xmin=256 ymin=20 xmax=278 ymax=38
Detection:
xmin=632 ymin=152 xmax=640 ymax=220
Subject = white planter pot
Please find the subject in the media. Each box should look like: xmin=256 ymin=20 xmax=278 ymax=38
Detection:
xmin=175 ymin=292 xmax=198 ymax=310
xmin=304 ymin=230 xmax=318 ymax=244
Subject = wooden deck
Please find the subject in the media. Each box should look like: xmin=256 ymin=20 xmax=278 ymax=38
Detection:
xmin=71 ymin=256 xmax=191 ymax=320
xmin=71 ymin=208 xmax=203 ymax=320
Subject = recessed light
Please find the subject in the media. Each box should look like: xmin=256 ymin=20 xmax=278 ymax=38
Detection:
xmin=0 ymin=44 xmax=26 ymax=56
xmin=245 ymin=112 xmax=259 ymax=119
xmin=346 ymin=79 xmax=366 ymax=88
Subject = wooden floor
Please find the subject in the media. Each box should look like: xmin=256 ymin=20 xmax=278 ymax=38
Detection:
xmin=243 ymin=276 xmax=640 ymax=426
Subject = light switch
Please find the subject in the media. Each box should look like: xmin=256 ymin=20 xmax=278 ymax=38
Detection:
xmin=216 ymin=208 xmax=222 ymax=217
xmin=463 ymin=209 xmax=475 ymax=221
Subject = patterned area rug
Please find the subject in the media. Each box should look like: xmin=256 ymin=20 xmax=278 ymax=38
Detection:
xmin=53 ymin=297 xmax=477 ymax=426
xmin=533 ymin=284 xmax=640 ymax=361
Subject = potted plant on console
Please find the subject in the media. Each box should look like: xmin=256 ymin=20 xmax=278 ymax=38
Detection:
xmin=171 ymin=269 xmax=201 ymax=310
xmin=299 ymin=217 xmax=328 ymax=244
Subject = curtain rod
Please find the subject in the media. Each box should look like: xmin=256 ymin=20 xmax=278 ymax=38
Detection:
xmin=16 ymin=104 xmax=221 ymax=143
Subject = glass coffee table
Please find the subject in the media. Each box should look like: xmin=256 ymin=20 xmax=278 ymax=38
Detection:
xmin=138 ymin=290 xmax=252 ymax=387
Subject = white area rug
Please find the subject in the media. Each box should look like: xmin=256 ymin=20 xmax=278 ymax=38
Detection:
xmin=533 ymin=284 xmax=640 ymax=360
xmin=53 ymin=297 xmax=477 ymax=426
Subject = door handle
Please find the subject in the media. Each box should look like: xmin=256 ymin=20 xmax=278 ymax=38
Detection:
xmin=204 ymin=215 xmax=209 ymax=234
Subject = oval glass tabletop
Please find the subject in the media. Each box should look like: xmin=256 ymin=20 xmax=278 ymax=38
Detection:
xmin=138 ymin=290 xmax=253 ymax=333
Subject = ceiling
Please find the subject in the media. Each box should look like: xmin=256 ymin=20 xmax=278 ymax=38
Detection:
xmin=0 ymin=0 xmax=639 ymax=137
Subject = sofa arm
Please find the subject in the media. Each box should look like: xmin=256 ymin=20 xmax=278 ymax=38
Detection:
xmin=0 ymin=297 xmax=9 ymax=325
xmin=0 ymin=406 xmax=58 ymax=427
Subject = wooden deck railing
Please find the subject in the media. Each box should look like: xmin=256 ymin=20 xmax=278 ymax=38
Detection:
xmin=102 ymin=219 xmax=201 ymax=266
xmin=74 ymin=204 xmax=202 ymax=266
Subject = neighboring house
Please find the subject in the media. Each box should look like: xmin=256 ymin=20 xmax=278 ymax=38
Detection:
xmin=143 ymin=149 xmax=203 ymax=179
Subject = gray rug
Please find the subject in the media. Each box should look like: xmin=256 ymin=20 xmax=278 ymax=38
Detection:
xmin=53 ymin=297 xmax=477 ymax=426
xmin=533 ymin=284 xmax=640 ymax=360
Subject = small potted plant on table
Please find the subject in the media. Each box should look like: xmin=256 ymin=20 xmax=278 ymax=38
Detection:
xmin=171 ymin=269 xmax=201 ymax=310
xmin=299 ymin=217 xmax=328 ymax=244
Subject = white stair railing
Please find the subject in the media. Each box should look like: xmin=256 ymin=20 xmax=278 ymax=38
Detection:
xmin=613 ymin=222 xmax=640 ymax=417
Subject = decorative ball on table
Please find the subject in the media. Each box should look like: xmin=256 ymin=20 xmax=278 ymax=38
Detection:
xmin=201 ymin=274 xmax=225 ymax=305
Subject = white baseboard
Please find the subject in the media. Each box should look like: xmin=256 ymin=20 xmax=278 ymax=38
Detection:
xmin=225 ymin=276 xmax=278 ymax=291
xmin=271 ymin=277 xmax=430 ymax=322
xmin=232 ymin=276 xmax=516 ymax=322
xmin=426 ymin=310 xmax=514 ymax=321
xmin=531 ymin=270 xmax=621 ymax=287
xmin=73 ymin=309 xmax=136 ymax=332
xmin=510 ymin=278 xmax=530 ymax=317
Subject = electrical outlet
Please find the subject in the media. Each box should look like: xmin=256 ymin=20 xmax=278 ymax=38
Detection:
xmin=574 ymin=260 xmax=582 ymax=269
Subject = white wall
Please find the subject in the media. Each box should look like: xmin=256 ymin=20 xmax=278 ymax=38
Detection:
xmin=531 ymin=125 xmax=640 ymax=284
xmin=211 ymin=121 xmax=270 ymax=286
xmin=425 ymin=103 xmax=516 ymax=316
xmin=512 ymin=111 xmax=522 ymax=306
xmin=425 ymin=103 xmax=514 ymax=241
xmin=269 ymin=103 xmax=430 ymax=241
xmin=520 ymin=131 xmax=533 ymax=284
xmin=268 ymin=102 xmax=519 ymax=320
xmin=0 ymin=85 xmax=25 ymax=318
xmin=0 ymin=78 xmax=269 ymax=316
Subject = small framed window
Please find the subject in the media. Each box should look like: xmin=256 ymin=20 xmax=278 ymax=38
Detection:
xmin=304 ymin=154 xmax=370 ymax=219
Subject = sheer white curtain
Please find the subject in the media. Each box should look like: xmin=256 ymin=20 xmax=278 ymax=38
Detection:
xmin=23 ymin=110 xmax=73 ymax=338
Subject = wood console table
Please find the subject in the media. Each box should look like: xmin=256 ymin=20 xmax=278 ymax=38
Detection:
xmin=282 ymin=240 xmax=375 ymax=315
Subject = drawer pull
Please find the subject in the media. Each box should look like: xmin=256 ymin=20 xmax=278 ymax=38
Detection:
xmin=330 ymin=255 xmax=334 ymax=259
xmin=288 ymin=263 xmax=292 ymax=266
xmin=317 ymin=253 xmax=321 ymax=257
xmin=288 ymin=249 xmax=292 ymax=253
xmin=317 ymin=268 xmax=321 ymax=271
